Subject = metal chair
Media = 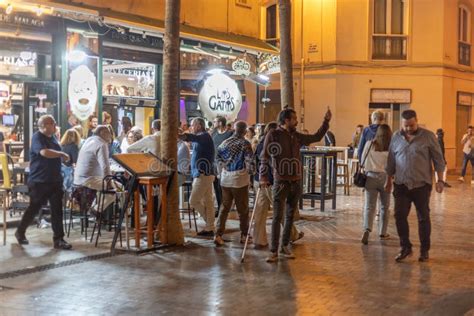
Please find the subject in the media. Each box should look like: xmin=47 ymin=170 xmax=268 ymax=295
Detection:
xmin=179 ymin=180 xmax=198 ymax=232
xmin=67 ymin=185 xmax=97 ymax=240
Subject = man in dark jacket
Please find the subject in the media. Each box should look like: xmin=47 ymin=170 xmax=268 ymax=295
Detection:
xmin=357 ymin=110 xmax=385 ymax=159
xmin=261 ymin=107 xmax=331 ymax=262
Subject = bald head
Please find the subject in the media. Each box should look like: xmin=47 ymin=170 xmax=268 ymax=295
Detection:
xmin=37 ymin=115 xmax=56 ymax=137
xmin=234 ymin=121 xmax=247 ymax=137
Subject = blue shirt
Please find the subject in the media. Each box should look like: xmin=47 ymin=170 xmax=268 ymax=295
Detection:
xmin=29 ymin=131 xmax=62 ymax=184
xmin=184 ymin=132 xmax=215 ymax=178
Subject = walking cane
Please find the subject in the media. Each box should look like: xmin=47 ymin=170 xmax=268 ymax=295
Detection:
xmin=241 ymin=187 xmax=261 ymax=263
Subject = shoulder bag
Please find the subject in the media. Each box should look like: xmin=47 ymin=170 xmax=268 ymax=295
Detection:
xmin=353 ymin=141 xmax=374 ymax=188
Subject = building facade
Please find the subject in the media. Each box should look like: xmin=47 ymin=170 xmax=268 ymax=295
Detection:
xmin=260 ymin=0 xmax=474 ymax=172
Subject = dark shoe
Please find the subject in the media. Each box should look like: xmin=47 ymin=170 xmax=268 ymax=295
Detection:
xmin=197 ymin=230 xmax=214 ymax=237
xmin=15 ymin=231 xmax=29 ymax=245
xmin=443 ymin=182 xmax=451 ymax=188
xmin=54 ymin=239 xmax=72 ymax=250
xmin=418 ymin=251 xmax=429 ymax=262
xmin=395 ymin=248 xmax=413 ymax=262
xmin=379 ymin=234 xmax=390 ymax=240
xmin=240 ymin=234 xmax=253 ymax=244
xmin=361 ymin=230 xmax=370 ymax=245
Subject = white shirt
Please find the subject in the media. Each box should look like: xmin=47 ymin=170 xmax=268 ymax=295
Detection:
xmin=462 ymin=133 xmax=473 ymax=155
xmin=126 ymin=132 xmax=161 ymax=157
xmin=74 ymin=136 xmax=111 ymax=186
xmin=361 ymin=140 xmax=388 ymax=173
xmin=220 ymin=169 xmax=250 ymax=188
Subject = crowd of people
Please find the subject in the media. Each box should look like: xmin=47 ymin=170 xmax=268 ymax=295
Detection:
xmin=11 ymin=105 xmax=473 ymax=264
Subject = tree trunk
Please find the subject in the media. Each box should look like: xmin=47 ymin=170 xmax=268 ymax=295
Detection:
xmin=278 ymin=0 xmax=294 ymax=109
xmin=161 ymin=0 xmax=184 ymax=245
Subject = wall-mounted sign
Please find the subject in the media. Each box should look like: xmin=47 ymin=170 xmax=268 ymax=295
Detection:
xmin=308 ymin=43 xmax=319 ymax=54
xmin=0 ymin=13 xmax=46 ymax=28
xmin=235 ymin=0 xmax=252 ymax=9
xmin=0 ymin=50 xmax=37 ymax=77
xmin=258 ymin=54 xmax=280 ymax=75
xmin=371 ymin=89 xmax=412 ymax=103
xmin=231 ymin=58 xmax=251 ymax=76
xmin=104 ymin=67 xmax=154 ymax=78
xmin=457 ymin=92 xmax=473 ymax=106
xmin=198 ymin=73 xmax=242 ymax=121
xmin=68 ymin=64 xmax=98 ymax=121
xmin=106 ymin=30 xmax=162 ymax=49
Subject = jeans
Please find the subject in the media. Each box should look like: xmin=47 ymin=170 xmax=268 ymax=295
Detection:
xmin=363 ymin=172 xmax=390 ymax=235
xmin=17 ymin=182 xmax=65 ymax=241
xmin=393 ymin=183 xmax=432 ymax=252
xmin=216 ymin=185 xmax=249 ymax=236
xmin=253 ymin=181 xmax=300 ymax=246
xmin=190 ymin=175 xmax=215 ymax=231
xmin=271 ymin=180 xmax=301 ymax=253
xmin=461 ymin=153 xmax=474 ymax=178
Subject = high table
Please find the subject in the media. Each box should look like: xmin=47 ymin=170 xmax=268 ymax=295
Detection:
xmin=133 ymin=176 xmax=168 ymax=249
xmin=299 ymin=148 xmax=343 ymax=212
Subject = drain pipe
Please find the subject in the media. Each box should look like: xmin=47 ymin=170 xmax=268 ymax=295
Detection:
xmin=300 ymin=0 xmax=305 ymax=129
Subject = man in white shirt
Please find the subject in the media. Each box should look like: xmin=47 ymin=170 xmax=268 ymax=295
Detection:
xmin=127 ymin=120 xmax=161 ymax=156
xmin=74 ymin=125 xmax=115 ymax=210
xmin=458 ymin=125 xmax=474 ymax=183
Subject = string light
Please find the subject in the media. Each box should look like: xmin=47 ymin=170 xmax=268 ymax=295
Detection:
xmin=35 ymin=5 xmax=43 ymax=16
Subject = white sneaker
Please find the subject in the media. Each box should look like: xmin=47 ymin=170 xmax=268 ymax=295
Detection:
xmin=280 ymin=246 xmax=296 ymax=259
xmin=458 ymin=177 xmax=465 ymax=182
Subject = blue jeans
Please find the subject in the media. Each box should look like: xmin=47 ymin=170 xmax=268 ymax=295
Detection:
xmin=461 ymin=153 xmax=474 ymax=177
xmin=363 ymin=172 xmax=390 ymax=235
xmin=271 ymin=180 xmax=301 ymax=253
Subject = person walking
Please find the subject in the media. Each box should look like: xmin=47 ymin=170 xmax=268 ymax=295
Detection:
xmin=180 ymin=117 xmax=216 ymax=236
xmin=360 ymin=124 xmax=392 ymax=245
xmin=261 ymin=107 xmax=332 ymax=262
xmin=458 ymin=125 xmax=474 ymax=184
xmin=358 ymin=110 xmax=385 ymax=160
xmin=15 ymin=115 xmax=72 ymax=249
xmin=385 ymin=110 xmax=445 ymax=262
xmin=214 ymin=121 xmax=254 ymax=246
xmin=211 ymin=116 xmax=233 ymax=217
xmin=435 ymin=128 xmax=451 ymax=187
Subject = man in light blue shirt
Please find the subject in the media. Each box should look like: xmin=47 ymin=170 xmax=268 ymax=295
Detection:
xmin=385 ymin=110 xmax=445 ymax=263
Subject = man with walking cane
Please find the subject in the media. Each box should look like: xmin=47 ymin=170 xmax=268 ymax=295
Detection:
xmin=261 ymin=107 xmax=332 ymax=263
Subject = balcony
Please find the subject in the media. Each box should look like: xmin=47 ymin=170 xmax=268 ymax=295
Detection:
xmin=459 ymin=42 xmax=471 ymax=66
xmin=372 ymin=35 xmax=407 ymax=60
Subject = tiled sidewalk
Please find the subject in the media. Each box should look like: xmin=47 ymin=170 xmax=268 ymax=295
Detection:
xmin=0 ymin=180 xmax=473 ymax=315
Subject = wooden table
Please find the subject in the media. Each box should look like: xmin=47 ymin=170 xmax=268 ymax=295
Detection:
xmin=134 ymin=176 xmax=168 ymax=249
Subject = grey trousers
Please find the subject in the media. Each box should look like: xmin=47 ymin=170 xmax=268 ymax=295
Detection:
xmin=270 ymin=180 xmax=301 ymax=253
xmin=363 ymin=172 xmax=390 ymax=235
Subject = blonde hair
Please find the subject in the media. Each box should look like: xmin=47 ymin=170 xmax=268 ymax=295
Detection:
xmin=60 ymin=128 xmax=81 ymax=146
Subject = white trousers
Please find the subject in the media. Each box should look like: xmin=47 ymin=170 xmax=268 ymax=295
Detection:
xmin=190 ymin=175 xmax=216 ymax=231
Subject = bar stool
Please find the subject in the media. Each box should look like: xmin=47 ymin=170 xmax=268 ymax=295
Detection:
xmin=67 ymin=185 xmax=97 ymax=240
xmin=90 ymin=175 xmax=127 ymax=247
xmin=179 ymin=180 xmax=198 ymax=232
xmin=336 ymin=162 xmax=350 ymax=195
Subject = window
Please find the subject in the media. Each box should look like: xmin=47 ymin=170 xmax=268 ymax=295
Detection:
xmin=266 ymin=4 xmax=279 ymax=47
xmin=372 ymin=0 xmax=409 ymax=60
xmin=458 ymin=6 xmax=471 ymax=66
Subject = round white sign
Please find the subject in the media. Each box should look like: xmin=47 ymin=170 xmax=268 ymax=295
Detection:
xmin=68 ymin=65 xmax=98 ymax=121
xmin=198 ymin=73 xmax=242 ymax=121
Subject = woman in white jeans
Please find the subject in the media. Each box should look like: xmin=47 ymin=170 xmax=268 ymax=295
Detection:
xmin=361 ymin=124 xmax=392 ymax=245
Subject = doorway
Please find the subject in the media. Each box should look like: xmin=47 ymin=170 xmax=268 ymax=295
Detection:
xmin=456 ymin=105 xmax=472 ymax=170
xmin=369 ymin=103 xmax=410 ymax=131
xmin=260 ymin=89 xmax=281 ymax=123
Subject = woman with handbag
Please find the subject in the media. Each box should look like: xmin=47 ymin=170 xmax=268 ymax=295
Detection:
xmin=360 ymin=124 xmax=392 ymax=245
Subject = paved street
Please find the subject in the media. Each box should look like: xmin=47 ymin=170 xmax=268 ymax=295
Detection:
xmin=0 ymin=179 xmax=473 ymax=315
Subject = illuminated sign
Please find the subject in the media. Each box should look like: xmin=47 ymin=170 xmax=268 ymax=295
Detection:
xmin=68 ymin=65 xmax=98 ymax=121
xmin=0 ymin=51 xmax=37 ymax=76
xmin=258 ymin=54 xmax=280 ymax=75
xmin=231 ymin=58 xmax=251 ymax=76
xmin=198 ymin=73 xmax=242 ymax=121
xmin=0 ymin=13 xmax=45 ymax=28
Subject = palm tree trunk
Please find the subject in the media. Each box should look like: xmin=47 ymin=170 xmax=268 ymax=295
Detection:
xmin=278 ymin=0 xmax=294 ymax=109
xmin=161 ymin=0 xmax=184 ymax=245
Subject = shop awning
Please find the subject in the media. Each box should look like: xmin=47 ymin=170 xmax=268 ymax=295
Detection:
xmin=43 ymin=0 xmax=279 ymax=55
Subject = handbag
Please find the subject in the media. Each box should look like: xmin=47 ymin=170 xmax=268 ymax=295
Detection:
xmin=353 ymin=141 xmax=374 ymax=188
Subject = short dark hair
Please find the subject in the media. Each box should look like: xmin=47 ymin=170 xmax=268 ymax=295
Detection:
xmin=401 ymin=110 xmax=417 ymax=120
xmin=468 ymin=125 xmax=473 ymax=129
xmin=234 ymin=121 xmax=247 ymax=136
xmin=151 ymin=119 xmax=161 ymax=131
xmin=357 ymin=124 xmax=364 ymax=128
xmin=278 ymin=108 xmax=296 ymax=125
xmin=215 ymin=116 xmax=226 ymax=126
